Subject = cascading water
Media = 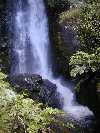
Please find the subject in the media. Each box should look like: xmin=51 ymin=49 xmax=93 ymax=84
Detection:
xmin=10 ymin=0 xmax=50 ymax=77
xmin=10 ymin=0 xmax=93 ymax=119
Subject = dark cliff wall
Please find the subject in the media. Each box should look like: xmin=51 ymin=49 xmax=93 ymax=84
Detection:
xmin=0 ymin=0 xmax=9 ymax=73
xmin=45 ymin=3 xmax=79 ymax=78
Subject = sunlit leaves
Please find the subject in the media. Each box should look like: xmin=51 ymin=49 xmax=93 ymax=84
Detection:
xmin=69 ymin=0 xmax=100 ymax=77
xmin=70 ymin=50 xmax=100 ymax=77
xmin=77 ymin=2 xmax=100 ymax=52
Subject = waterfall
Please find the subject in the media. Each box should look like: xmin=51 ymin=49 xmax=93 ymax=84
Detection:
xmin=10 ymin=0 xmax=93 ymax=119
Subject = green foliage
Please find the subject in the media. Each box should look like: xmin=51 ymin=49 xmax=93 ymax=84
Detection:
xmin=69 ymin=0 xmax=100 ymax=78
xmin=0 ymin=72 xmax=65 ymax=133
xmin=0 ymin=72 xmax=14 ymax=96
xmin=69 ymin=0 xmax=84 ymax=8
xmin=70 ymin=48 xmax=100 ymax=77
xmin=77 ymin=1 xmax=100 ymax=52
xmin=59 ymin=8 xmax=80 ymax=24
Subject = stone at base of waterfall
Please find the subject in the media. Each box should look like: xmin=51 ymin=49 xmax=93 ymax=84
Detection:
xmin=40 ymin=79 xmax=63 ymax=109
xmin=9 ymin=74 xmax=42 ymax=92
xmin=9 ymin=74 xmax=63 ymax=109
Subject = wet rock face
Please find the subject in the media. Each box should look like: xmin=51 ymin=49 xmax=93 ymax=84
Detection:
xmin=59 ymin=24 xmax=79 ymax=54
xmin=46 ymin=0 xmax=70 ymax=15
xmin=40 ymin=79 xmax=63 ymax=108
xmin=76 ymin=70 xmax=100 ymax=133
xmin=77 ymin=78 xmax=100 ymax=116
xmin=9 ymin=74 xmax=42 ymax=92
xmin=9 ymin=74 xmax=63 ymax=109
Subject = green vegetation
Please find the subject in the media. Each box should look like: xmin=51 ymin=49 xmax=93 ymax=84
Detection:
xmin=70 ymin=0 xmax=100 ymax=77
xmin=0 ymin=95 xmax=61 ymax=133
xmin=0 ymin=72 xmax=65 ymax=133
xmin=59 ymin=8 xmax=80 ymax=24
xmin=77 ymin=1 xmax=100 ymax=52
xmin=70 ymin=48 xmax=100 ymax=77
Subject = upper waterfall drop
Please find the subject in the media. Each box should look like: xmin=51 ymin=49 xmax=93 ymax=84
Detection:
xmin=11 ymin=0 xmax=51 ymax=78
xmin=10 ymin=0 xmax=93 ymax=119
xmin=28 ymin=0 xmax=51 ymax=78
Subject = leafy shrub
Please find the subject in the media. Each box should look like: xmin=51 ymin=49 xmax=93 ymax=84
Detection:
xmin=0 ymin=94 xmax=63 ymax=133
xmin=70 ymin=48 xmax=100 ymax=77
xmin=69 ymin=0 xmax=100 ymax=77
xmin=77 ymin=1 xmax=100 ymax=52
xmin=0 ymin=72 xmax=65 ymax=133
xmin=59 ymin=8 xmax=80 ymax=24
xmin=69 ymin=0 xmax=84 ymax=8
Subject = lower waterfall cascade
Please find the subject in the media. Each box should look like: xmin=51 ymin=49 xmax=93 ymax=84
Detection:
xmin=10 ymin=0 xmax=93 ymax=119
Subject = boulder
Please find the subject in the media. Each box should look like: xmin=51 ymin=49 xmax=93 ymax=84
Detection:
xmin=9 ymin=74 xmax=42 ymax=92
xmin=9 ymin=74 xmax=63 ymax=109
xmin=39 ymin=79 xmax=63 ymax=109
